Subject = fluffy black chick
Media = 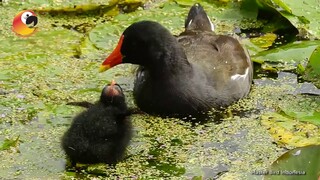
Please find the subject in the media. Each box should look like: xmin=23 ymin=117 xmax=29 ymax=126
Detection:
xmin=61 ymin=81 xmax=132 ymax=165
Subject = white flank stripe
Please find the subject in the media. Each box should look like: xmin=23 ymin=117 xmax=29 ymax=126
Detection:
xmin=207 ymin=15 xmax=215 ymax=31
xmin=231 ymin=68 xmax=249 ymax=81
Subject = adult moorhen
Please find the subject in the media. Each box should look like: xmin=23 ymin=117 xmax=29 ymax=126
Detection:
xmin=99 ymin=4 xmax=252 ymax=117
xmin=61 ymin=81 xmax=132 ymax=165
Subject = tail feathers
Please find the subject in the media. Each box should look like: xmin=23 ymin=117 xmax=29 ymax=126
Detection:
xmin=185 ymin=3 xmax=214 ymax=32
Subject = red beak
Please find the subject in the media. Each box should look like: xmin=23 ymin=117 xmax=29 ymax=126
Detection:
xmin=106 ymin=80 xmax=120 ymax=96
xmin=99 ymin=35 xmax=124 ymax=72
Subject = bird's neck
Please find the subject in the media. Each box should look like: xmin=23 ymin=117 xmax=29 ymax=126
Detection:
xmin=147 ymin=41 xmax=192 ymax=79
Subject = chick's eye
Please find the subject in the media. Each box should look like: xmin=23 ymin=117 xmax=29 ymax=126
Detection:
xmin=21 ymin=12 xmax=33 ymax=25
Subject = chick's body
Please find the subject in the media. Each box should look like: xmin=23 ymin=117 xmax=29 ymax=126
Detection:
xmin=62 ymin=84 xmax=132 ymax=165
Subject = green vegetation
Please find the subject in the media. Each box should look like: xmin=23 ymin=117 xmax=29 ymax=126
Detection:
xmin=0 ymin=0 xmax=319 ymax=179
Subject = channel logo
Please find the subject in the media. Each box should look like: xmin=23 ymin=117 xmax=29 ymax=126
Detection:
xmin=12 ymin=10 xmax=38 ymax=37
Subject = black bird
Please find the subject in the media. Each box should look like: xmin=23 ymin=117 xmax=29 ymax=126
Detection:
xmin=61 ymin=81 xmax=132 ymax=165
xmin=99 ymin=4 xmax=252 ymax=117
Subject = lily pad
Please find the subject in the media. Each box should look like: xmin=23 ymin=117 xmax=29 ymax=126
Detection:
xmin=257 ymin=0 xmax=320 ymax=39
xmin=261 ymin=112 xmax=320 ymax=147
xmin=303 ymin=46 xmax=320 ymax=88
xmin=1 ymin=0 xmax=320 ymax=179
xmin=6 ymin=0 xmax=117 ymax=10
xmin=250 ymin=33 xmax=277 ymax=49
xmin=279 ymin=109 xmax=320 ymax=126
xmin=86 ymin=0 xmax=265 ymax=55
xmin=265 ymin=145 xmax=320 ymax=180
xmin=252 ymin=40 xmax=320 ymax=70
xmin=240 ymin=0 xmax=299 ymax=41
xmin=84 ymin=2 xmax=186 ymax=58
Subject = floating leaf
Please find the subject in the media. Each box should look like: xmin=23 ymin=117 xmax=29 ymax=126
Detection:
xmin=257 ymin=0 xmax=320 ymax=39
xmin=252 ymin=40 xmax=320 ymax=70
xmin=261 ymin=112 xmax=320 ymax=147
xmin=7 ymin=0 xmax=119 ymax=11
xmin=240 ymin=0 xmax=259 ymax=19
xmin=271 ymin=0 xmax=292 ymax=14
xmin=265 ymin=145 xmax=320 ymax=180
xmin=303 ymin=46 xmax=320 ymax=88
xmin=280 ymin=110 xmax=320 ymax=126
xmin=35 ymin=2 xmax=118 ymax=13
xmin=250 ymin=33 xmax=277 ymax=49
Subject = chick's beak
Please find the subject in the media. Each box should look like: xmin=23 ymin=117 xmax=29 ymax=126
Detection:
xmin=111 ymin=79 xmax=116 ymax=86
xmin=99 ymin=35 xmax=124 ymax=72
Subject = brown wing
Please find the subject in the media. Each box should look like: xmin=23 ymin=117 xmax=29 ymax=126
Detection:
xmin=177 ymin=32 xmax=252 ymax=93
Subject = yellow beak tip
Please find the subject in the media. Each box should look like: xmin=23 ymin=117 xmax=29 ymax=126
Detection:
xmin=99 ymin=65 xmax=110 ymax=72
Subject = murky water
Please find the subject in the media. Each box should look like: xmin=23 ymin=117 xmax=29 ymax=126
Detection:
xmin=0 ymin=0 xmax=319 ymax=179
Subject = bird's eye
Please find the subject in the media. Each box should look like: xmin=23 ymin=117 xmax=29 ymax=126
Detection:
xmin=21 ymin=12 xmax=33 ymax=25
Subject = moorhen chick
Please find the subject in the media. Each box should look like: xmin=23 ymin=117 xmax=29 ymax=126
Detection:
xmin=61 ymin=81 xmax=132 ymax=165
xmin=99 ymin=4 xmax=252 ymax=117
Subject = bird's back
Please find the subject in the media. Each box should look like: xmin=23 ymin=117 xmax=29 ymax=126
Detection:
xmin=178 ymin=3 xmax=252 ymax=105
